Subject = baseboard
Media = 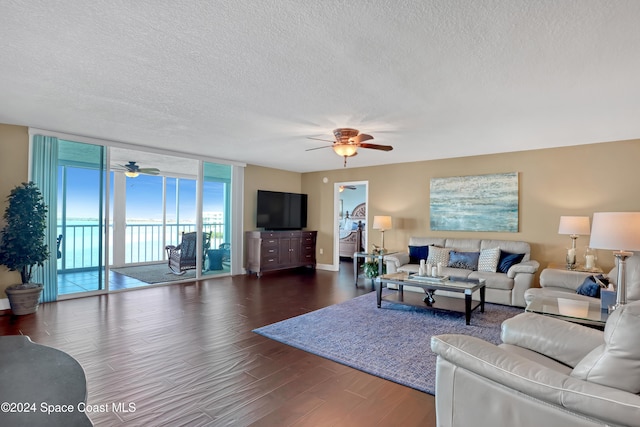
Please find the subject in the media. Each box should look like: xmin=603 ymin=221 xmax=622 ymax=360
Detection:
xmin=0 ymin=297 xmax=11 ymax=316
xmin=316 ymin=263 xmax=339 ymax=272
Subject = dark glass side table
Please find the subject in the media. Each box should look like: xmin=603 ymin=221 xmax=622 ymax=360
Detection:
xmin=353 ymin=250 xmax=397 ymax=286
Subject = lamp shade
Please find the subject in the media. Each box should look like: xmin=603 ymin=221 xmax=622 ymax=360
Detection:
xmin=373 ymin=215 xmax=392 ymax=231
xmin=558 ymin=216 xmax=591 ymax=236
xmin=589 ymin=212 xmax=640 ymax=251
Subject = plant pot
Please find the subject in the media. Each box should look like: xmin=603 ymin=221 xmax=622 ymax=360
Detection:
xmin=5 ymin=283 xmax=44 ymax=315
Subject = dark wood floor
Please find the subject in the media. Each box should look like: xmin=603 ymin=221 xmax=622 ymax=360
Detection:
xmin=0 ymin=262 xmax=436 ymax=426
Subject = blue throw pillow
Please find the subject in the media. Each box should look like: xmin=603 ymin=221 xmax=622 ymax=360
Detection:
xmin=448 ymin=250 xmax=480 ymax=271
xmin=408 ymin=245 xmax=429 ymax=264
xmin=497 ymin=251 xmax=525 ymax=274
xmin=576 ymin=275 xmax=601 ymax=298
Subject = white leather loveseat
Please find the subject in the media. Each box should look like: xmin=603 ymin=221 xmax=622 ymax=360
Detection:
xmin=384 ymin=237 xmax=539 ymax=307
xmin=430 ymin=301 xmax=640 ymax=427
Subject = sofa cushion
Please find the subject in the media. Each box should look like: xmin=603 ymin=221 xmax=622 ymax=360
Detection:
xmin=448 ymin=250 xmax=480 ymax=271
xmin=482 ymin=239 xmax=531 ymax=262
xmin=398 ymin=263 xmax=420 ymax=274
xmin=468 ymin=270 xmax=514 ymax=290
xmin=408 ymin=237 xmax=446 ymax=248
xmin=427 ymin=246 xmax=449 ymax=266
xmin=441 ymin=266 xmax=472 ymax=280
xmin=408 ymin=245 xmax=429 ymax=264
xmin=570 ymin=300 xmax=640 ymax=393
xmin=478 ymin=247 xmax=501 ymax=272
xmin=497 ymin=251 xmax=525 ymax=274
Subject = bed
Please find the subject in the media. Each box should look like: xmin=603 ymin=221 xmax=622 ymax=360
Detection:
xmin=339 ymin=202 xmax=366 ymax=258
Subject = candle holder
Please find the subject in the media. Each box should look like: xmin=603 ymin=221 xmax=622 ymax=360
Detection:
xmin=584 ymin=247 xmax=597 ymax=271
xmin=566 ymin=248 xmax=577 ymax=270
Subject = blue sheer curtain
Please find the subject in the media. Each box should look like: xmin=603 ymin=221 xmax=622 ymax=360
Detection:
xmin=31 ymin=135 xmax=59 ymax=303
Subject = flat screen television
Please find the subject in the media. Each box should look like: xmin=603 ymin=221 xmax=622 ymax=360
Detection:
xmin=256 ymin=190 xmax=308 ymax=230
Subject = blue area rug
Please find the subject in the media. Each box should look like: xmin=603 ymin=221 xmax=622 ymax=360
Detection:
xmin=253 ymin=290 xmax=523 ymax=395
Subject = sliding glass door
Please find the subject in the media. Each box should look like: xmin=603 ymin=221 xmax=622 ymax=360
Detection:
xmin=31 ymin=131 xmax=242 ymax=297
xmin=202 ymin=162 xmax=232 ymax=276
xmin=57 ymin=140 xmax=107 ymax=295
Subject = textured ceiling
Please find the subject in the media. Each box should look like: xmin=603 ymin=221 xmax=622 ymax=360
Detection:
xmin=1 ymin=0 xmax=639 ymax=173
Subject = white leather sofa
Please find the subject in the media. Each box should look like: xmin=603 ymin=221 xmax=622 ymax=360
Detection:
xmin=384 ymin=237 xmax=539 ymax=307
xmin=524 ymin=253 xmax=640 ymax=305
xmin=430 ymin=301 xmax=640 ymax=427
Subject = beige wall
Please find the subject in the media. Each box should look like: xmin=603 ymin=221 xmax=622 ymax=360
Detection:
xmin=0 ymin=124 xmax=30 ymax=294
xmin=1 ymin=122 xmax=639 ymax=296
xmin=302 ymin=140 xmax=640 ymax=275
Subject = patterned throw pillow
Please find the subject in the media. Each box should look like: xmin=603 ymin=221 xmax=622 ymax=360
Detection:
xmin=427 ymin=246 xmax=450 ymax=266
xmin=448 ymin=251 xmax=480 ymax=271
xmin=478 ymin=247 xmax=501 ymax=272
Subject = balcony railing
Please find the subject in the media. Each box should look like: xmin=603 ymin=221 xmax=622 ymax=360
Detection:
xmin=57 ymin=222 xmax=225 ymax=272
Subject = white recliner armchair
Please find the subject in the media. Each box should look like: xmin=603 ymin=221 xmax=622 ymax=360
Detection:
xmin=524 ymin=253 xmax=640 ymax=305
xmin=431 ymin=300 xmax=640 ymax=427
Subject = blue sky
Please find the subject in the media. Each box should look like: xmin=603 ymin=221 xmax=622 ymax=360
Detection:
xmin=59 ymin=168 xmax=225 ymax=220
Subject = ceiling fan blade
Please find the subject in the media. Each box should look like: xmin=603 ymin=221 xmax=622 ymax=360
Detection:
xmin=306 ymin=137 xmax=336 ymax=143
xmin=139 ymin=168 xmax=160 ymax=175
xmin=359 ymin=143 xmax=393 ymax=151
xmin=350 ymin=133 xmax=374 ymax=144
xmin=305 ymin=145 xmax=332 ymax=151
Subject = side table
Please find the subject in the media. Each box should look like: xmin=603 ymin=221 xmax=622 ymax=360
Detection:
xmin=547 ymin=262 xmax=603 ymax=274
xmin=353 ymin=250 xmax=397 ymax=286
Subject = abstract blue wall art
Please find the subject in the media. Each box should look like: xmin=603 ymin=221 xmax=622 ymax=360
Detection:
xmin=430 ymin=172 xmax=519 ymax=232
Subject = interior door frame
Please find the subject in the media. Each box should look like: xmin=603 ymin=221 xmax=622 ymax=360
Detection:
xmin=333 ymin=180 xmax=369 ymax=269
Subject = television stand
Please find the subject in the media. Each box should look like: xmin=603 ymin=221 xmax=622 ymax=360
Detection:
xmin=245 ymin=230 xmax=317 ymax=277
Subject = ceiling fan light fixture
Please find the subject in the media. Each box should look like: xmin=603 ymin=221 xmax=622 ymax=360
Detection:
xmin=124 ymin=171 xmax=139 ymax=178
xmin=333 ymin=144 xmax=358 ymax=157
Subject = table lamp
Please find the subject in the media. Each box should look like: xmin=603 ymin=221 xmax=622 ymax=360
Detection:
xmin=558 ymin=216 xmax=591 ymax=269
xmin=589 ymin=212 xmax=640 ymax=308
xmin=372 ymin=215 xmax=392 ymax=252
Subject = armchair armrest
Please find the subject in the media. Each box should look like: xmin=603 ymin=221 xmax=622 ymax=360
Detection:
xmin=431 ymin=334 xmax=640 ymax=427
xmin=539 ymin=268 xmax=592 ymax=291
xmin=501 ymin=313 xmax=603 ymax=367
xmin=506 ymin=260 xmax=539 ymax=278
xmin=384 ymin=252 xmax=410 ymax=273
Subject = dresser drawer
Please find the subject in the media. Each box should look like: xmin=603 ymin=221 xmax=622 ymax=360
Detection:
xmin=261 ymin=238 xmax=279 ymax=247
xmin=261 ymin=255 xmax=279 ymax=266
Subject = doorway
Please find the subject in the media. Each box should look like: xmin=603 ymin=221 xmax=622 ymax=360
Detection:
xmin=334 ymin=181 xmax=368 ymax=270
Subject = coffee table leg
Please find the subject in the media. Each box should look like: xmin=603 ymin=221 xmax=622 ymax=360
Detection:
xmin=377 ymin=279 xmax=382 ymax=308
xmin=480 ymin=286 xmax=485 ymax=313
xmin=465 ymin=293 xmax=472 ymax=325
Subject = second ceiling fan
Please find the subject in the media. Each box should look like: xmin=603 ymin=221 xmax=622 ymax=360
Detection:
xmin=116 ymin=161 xmax=160 ymax=178
xmin=306 ymin=128 xmax=393 ymax=167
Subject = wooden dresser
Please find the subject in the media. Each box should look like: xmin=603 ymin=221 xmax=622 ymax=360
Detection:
xmin=246 ymin=230 xmax=317 ymax=277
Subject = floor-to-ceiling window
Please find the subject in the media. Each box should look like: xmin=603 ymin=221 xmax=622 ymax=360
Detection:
xmin=32 ymin=130 xmax=243 ymax=298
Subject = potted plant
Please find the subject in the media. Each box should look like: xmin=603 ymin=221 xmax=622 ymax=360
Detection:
xmin=0 ymin=182 xmax=49 ymax=315
xmin=363 ymin=258 xmax=386 ymax=279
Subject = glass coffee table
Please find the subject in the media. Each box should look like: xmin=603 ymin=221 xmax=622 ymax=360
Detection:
xmin=376 ymin=272 xmax=486 ymax=325
xmin=526 ymin=296 xmax=608 ymax=328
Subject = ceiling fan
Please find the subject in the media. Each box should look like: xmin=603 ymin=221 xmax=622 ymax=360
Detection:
xmin=306 ymin=128 xmax=393 ymax=167
xmin=339 ymin=185 xmax=357 ymax=192
xmin=115 ymin=161 xmax=160 ymax=178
